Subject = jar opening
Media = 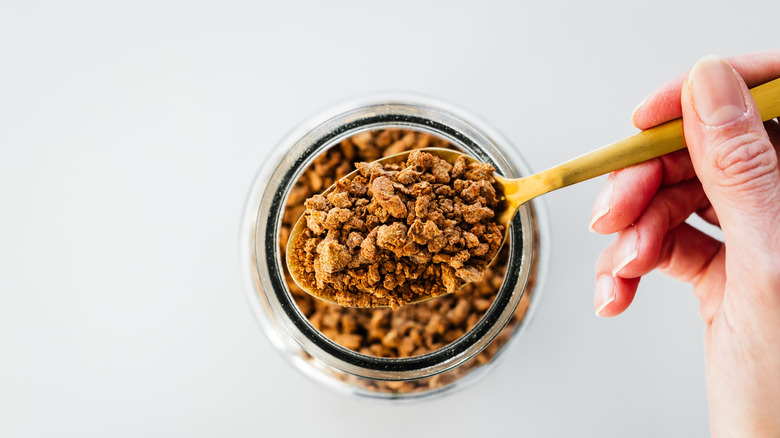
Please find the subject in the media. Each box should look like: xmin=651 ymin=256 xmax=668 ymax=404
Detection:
xmin=256 ymin=102 xmax=535 ymax=381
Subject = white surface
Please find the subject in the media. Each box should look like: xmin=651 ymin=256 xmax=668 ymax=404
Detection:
xmin=1 ymin=1 xmax=774 ymax=437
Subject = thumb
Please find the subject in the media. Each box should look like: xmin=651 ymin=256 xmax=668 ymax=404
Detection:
xmin=681 ymin=56 xmax=780 ymax=266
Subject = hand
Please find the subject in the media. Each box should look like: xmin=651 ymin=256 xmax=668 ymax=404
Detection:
xmin=589 ymin=50 xmax=780 ymax=436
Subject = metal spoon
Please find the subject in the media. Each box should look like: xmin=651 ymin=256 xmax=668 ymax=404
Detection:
xmin=287 ymin=77 xmax=780 ymax=307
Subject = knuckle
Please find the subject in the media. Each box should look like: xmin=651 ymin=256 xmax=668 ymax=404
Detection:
xmin=709 ymin=131 xmax=778 ymax=189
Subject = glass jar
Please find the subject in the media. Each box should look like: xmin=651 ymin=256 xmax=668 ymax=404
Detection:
xmin=241 ymin=95 xmax=548 ymax=399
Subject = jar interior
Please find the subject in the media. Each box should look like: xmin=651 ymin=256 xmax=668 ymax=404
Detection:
xmin=278 ymin=128 xmax=533 ymax=365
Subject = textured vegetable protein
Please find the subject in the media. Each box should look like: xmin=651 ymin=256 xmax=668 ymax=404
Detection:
xmin=289 ymin=148 xmax=505 ymax=308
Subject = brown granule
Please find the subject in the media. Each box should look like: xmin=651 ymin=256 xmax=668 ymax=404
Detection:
xmin=278 ymin=128 xmax=537 ymax=393
xmin=289 ymin=148 xmax=505 ymax=308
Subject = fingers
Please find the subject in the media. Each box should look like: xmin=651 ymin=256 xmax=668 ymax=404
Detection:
xmin=589 ymin=159 xmax=661 ymax=233
xmin=589 ymin=149 xmax=697 ymax=234
xmin=611 ymin=179 xmax=711 ymax=279
xmin=594 ymin=243 xmax=640 ymax=317
xmin=594 ymin=177 xmax=719 ymax=319
xmin=594 ymin=53 xmax=780 ymax=319
xmin=595 ymin=222 xmax=723 ymax=320
xmin=654 ymin=222 xmax=723 ymax=285
xmin=655 ymin=223 xmax=725 ymax=325
xmin=632 ymin=49 xmax=780 ymax=130
xmin=682 ymin=56 xmax=780 ymax=277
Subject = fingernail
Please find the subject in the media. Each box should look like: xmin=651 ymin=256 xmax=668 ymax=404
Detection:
xmin=631 ymin=97 xmax=647 ymax=126
xmin=595 ymin=275 xmax=615 ymax=317
xmin=589 ymin=177 xmax=613 ymax=232
xmin=689 ymin=56 xmax=746 ymax=126
xmin=612 ymin=225 xmax=639 ymax=276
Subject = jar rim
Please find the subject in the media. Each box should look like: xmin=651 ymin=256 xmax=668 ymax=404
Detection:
xmin=245 ymin=95 xmax=542 ymax=382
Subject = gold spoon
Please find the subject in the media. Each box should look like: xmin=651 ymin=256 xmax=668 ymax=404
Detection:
xmin=287 ymin=77 xmax=780 ymax=307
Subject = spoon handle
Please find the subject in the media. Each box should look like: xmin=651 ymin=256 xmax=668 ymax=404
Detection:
xmin=523 ymin=77 xmax=780 ymax=199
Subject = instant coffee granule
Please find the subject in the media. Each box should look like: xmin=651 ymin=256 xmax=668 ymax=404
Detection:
xmin=279 ymin=129 xmax=534 ymax=392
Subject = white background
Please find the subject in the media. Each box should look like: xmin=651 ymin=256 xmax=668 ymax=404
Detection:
xmin=1 ymin=1 xmax=775 ymax=437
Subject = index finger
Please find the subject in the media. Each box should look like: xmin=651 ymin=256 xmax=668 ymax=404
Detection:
xmin=632 ymin=49 xmax=780 ymax=130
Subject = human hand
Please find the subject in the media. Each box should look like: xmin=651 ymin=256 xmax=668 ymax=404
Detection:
xmin=589 ymin=51 xmax=780 ymax=436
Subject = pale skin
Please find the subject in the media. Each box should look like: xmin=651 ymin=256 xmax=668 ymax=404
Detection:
xmin=590 ymin=50 xmax=780 ymax=436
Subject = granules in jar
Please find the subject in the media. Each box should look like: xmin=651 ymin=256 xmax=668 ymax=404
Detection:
xmin=289 ymin=148 xmax=506 ymax=308
xmin=278 ymin=128 xmax=537 ymax=393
